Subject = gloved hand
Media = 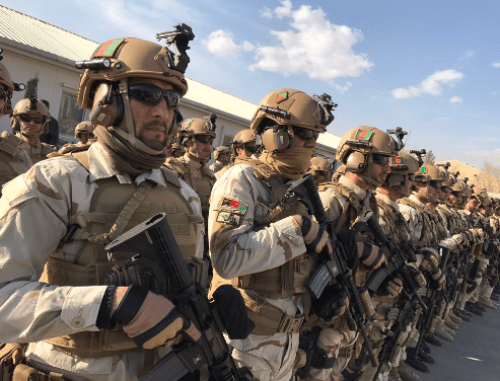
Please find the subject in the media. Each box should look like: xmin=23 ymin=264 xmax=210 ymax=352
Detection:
xmin=357 ymin=242 xmax=387 ymax=270
xmin=380 ymin=275 xmax=403 ymax=298
xmin=295 ymin=216 xmax=333 ymax=256
xmin=311 ymin=283 xmax=349 ymax=321
xmin=101 ymin=285 xmax=201 ymax=349
xmin=430 ymin=268 xmax=446 ymax=291
xmin=212 ymin=285 xmax=255 ymax=340
xmin=419 ymin=248 xmax=439 ymax=274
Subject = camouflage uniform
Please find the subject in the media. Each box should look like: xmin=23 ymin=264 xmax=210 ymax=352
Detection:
xmin=0 ymin=142 xmax=203 ymax=381
xmin=0 ymin=131 xmax=32 ymax=195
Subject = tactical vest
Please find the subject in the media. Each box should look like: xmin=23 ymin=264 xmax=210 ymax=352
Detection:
xmin=438 ymin=205 xmax=460 ymax=235
xmin=398 ymin=197 xmax=437 ymax=247
xmin=166 ymin=156 xmax=214 ymax=218
xmin=22 ymin=142 xmax=55 ymax=164
xmin=0 ymin=132 xmax=25 ymax=190
xmin=377 ymin=200 xmax=411 ymax=245
xmin=41 ymin=151 xmax=201 ymax=358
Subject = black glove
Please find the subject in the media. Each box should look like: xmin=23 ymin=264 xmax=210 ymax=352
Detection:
xmin=212 ymin=285 xmax=255 ymax=340
xmin=336 ymin=229 xmax=359 ymax=270
xmin=311 ymin=283 xmax=348 ymax=321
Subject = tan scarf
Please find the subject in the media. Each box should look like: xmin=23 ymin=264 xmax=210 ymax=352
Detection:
xmin=94 ymin=126 xmax=166 ymax=175
xmin=259 ymin=147 xmax=314 ymax=180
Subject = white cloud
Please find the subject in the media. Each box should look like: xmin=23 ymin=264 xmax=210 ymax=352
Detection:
xmin=247 ymin=1 xmax=373 ymax=84
xmin=492 ymin=62 xmax=500 ymax=68
xmin=203 ymin=30 xmax=254 ymax=57
xmin=449 ymin=96 xmax=462 ymax=104
xmin=260 ymin=7 xmax=273 ymax=19
xmin=391 ymin=69 xmax=464 ymax=99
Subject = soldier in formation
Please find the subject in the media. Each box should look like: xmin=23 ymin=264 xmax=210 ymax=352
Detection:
xmin=1 ymin=24 xmax=500 ymax=381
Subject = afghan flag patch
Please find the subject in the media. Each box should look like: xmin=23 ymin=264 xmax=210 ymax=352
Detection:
xmin=394 ymin=156 xmax=404 ymax=165
xmin=217 ymin=212 xmax=242 ymax=226
xmin=221 ymin=198 xmax=249 ymax=215
xmin=182 ymin=119 xmax=193 ymax=129
xmin=479 ymin=190 xmax=487 ymax=199
xmin=356 ymin=129 xmax=373 ymax=141
xmin=95 ymin=39 xmax=124 ymax=57
xmin=276 ymin=91 xmax=288 ymax=103
xmin=420 ymin=167 xmax=426 ymax=174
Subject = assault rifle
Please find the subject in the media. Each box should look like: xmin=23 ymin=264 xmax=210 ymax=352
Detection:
xmin=105 ymin=214 xmax=253 ymax=381
xmin=372 ymin=294 xmax=418 ymax=381
xmin=351 ymin=214 xmax=427 ymax=310
xmin=287 ymin=174 xmax=377 ymax=367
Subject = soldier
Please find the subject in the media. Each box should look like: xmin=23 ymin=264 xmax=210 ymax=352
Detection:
xmin=0 ymin=32 xmax=206 ymax=381
xmin=0 ymin=48 xmax=32 ymax=194
xmin=74 ymin=120 xmax=96 ymax=145
xmin=314 ymin=126 xmax=395 ymax=381
xmin=209 ymin=145 xmax=230 ymax=175
xmin=208 ymin=89 xmax=338 ymax=381
xmin=307 ymin=156 xmax=335 ymax=186
xmin=166 ymin=114 xmax=217 ymax=225
xmin=231 ymin=128 xmax=258 ymax=158
xmin=11 ymin=96 xmax=55 ymax=164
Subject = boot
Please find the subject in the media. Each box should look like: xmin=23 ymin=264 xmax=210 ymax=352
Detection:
xmin=453 ymin=309 xmax=471 ymax=322
xmin=465 ymin=303 xmax=483 ymax=316
xmin=405 ymin=355 xmax=430 ymax=373
xmin=434 ymin=325 xmax=453 ymax=342
xmin=490 ymin=294 xmax=499 ymax=301
xmin=458 ymin=308 xmax=474 ymax=318
xmin=421 ymin=341 xmax=432 ymax=354
xmin=388 ymin=367 xmax=405 ymax=381
xmin=424 ymin=334 xmax=442 ymax=347
xmin=478 ymin=297 xmax=498 ymax=310
xmin=398 ymin=363 xmax=423 ymax=381
xmin=445 ymin=317 xmax=459 ymax=330
xmin=471 ymin=302 xmax=487 ymax=313
xmin=406 ymin=348 xmax=435 ymax=364
xmin=449 ymin=310 xmax=463 ymax=323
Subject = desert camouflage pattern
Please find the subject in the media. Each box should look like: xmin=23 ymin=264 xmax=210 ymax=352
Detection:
xmin=17 ymin=138 xmax=55 ymax=164
xmin=0 ymin=142 xmax=203 ymax=381
xmin=0 ymin=132 xmax=32 ymax=193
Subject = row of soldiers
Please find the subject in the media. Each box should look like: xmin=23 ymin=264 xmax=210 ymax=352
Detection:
xmin=0 ymin=26 xmax=498 ymax=381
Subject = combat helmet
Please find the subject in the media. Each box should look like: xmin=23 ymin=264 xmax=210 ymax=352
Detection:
xmin=214 ymin=145 xmax=230 ymax=161
xmin=308 ymin=156 xmax=335 ymax=185
xmin=178 ymin=113 xmax=216 ymax=162
xmin=336 ymin=126 xmax=396 ymax=187
xmin=76 ymin=25 xmax=194 ymax=155
xmin=385 ymin=151 xmax=420 ymax=196
xmin=74 ymin=121 xmax=95 ymax=139
xmin=11 ymin=97 xmax=50 ymax=135
xmin=472 ymin=188 xmax=490 ymax=208
xmin=231 ymin=129 xmax=257 ymax=157
xmin=250 ymin=89 xmax=336 ymax=152
xmin=0 ymin=48 xmax=24 ymax=116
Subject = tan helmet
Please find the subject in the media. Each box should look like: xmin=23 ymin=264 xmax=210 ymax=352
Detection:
xmin=11 ymin=97 xmax=50 ymax=135
xmin=180 ymin=114 xmax=217 ymax=139
xmin=336 ymin=126 xmax=396 ymax=187
xmin=74 ymin=121 xmax=95 ymax=138
xmin=232 ymin=129 xmax=256 ymax=156
xmin=415 ymin=163 xmax=444 ymax=184
xmin=0 ymin=49 xmax=16 ymax=116
xmin=308 ymin=156 xmax=334 ymax=184
xmin=214 ymin=145 xmax=230 ymax=161
xmin=473 ymin=188 xmax=490 ymax=207
xmin=385 ymin=151 xmax=419 ymax=196
xmin=250 ymin=89 xmax=336 ymax=151
xmin=76 ymin=26 xmax=194 ymax=156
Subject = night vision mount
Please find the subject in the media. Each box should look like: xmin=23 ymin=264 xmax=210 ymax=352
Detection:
xmin=410 ymin=149 xmax=426 ymax=167
xmin=387 ymin=127 xmax=408 ymax=152
xmin=157 ymin=23 xmax=195 ymax=74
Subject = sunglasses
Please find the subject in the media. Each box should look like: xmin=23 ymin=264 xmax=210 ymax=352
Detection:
xmin=0 ymin=88 xmax=9 ymax=99
xmin=19 ymin=114 xmax=45 ymax=124
xmin=372 ymin=154 xmax=391 ymax=166
xmin=128 ymin=83 xmax=180 ymax=108
xmin=244 ymin=145 xmax=257 ymax=153
xmin=292 ymin=126 xmax=319 ymax=141
xmin=430 ymin=180 xmax=441 ymax=189
xmin=195 ymin=135 xmax=214 ymax=145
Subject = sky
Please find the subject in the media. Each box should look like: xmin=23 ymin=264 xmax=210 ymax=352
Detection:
xmin=2 ymin=0 xmax=499 ymax=168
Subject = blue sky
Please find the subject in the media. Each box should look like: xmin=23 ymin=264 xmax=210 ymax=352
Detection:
xmin=3 ymin=0 xmax=499 ymax=168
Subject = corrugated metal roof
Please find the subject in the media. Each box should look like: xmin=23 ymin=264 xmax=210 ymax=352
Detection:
xmin=0 ymin=5 xmax=97 ymax=62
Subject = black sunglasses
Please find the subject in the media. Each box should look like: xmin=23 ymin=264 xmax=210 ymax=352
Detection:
xmin=128 ymin=83 xmax=180 ymax=108
xmin=430 ymin=180 xmax=441 ymax=189
xmin=195 ymin=135 xmax=214 ymax=145
xmin=292 ymin=126 xmax=319 ymax=141
xmin=372 ymin=154 xmax=391 ymax=166
xmin=0 ymin=88 xmax=9 ymax=99
xmin=19 ymin=114 xmax=45 ymax=124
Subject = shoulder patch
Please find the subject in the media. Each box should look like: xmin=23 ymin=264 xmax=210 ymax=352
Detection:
xmin=217 ymin=211 xmax=242 ymax=226
xmin=220 ymin=197 xmax=248 ymax=215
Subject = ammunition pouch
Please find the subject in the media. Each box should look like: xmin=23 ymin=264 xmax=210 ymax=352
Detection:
xmin=0 ymin=343 xmax=26 ymax=381
xmin=12 ymin=363 xmax=67 ymax=381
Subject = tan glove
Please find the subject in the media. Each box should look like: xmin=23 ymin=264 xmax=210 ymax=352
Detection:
xmin=110 ymin=286 xmax=201 ymax=349
xmin=357 ymin=242 xmax=387 ymax=270
xmin=294 ymin=215 xmax=333 ymax=256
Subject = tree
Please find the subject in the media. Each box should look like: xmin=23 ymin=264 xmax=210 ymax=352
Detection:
xmin=423 ymin=150 xmax=435 ymax=164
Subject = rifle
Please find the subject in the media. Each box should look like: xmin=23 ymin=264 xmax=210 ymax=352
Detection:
xmin=351 ymin=215 xmax=427 ymax=310
xmin=372 ymin=294 xmax=417 ymax=381
xmin=105 ymin=214 xmax=253 ymax=381
xmin=287 ymin=174 xmax=377 ymax=367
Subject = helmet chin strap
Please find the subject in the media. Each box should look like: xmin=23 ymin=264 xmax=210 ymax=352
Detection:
xmin=118 ymin=79 xmax=167 ymax=156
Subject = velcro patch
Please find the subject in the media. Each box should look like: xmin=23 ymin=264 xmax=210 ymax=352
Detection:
xmin=217 ymin=212 xmax=242 ymax=226
xmin=221 ymin=198 xmax=248 ymax=215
